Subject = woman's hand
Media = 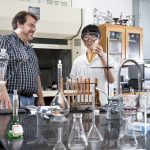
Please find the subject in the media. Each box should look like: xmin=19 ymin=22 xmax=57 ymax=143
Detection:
xmin=92 ymin=40 xmax=105 ymax=58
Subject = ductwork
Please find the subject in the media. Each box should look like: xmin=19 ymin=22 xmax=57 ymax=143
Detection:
xmin=0 ymin=0 xmax=82 ymax=39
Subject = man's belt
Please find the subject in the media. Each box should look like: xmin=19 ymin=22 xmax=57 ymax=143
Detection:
xmin=19 ymin=93 xmax=33 ymax=97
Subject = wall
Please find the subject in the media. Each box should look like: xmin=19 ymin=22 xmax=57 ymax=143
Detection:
xmin=71 ymin=0 xmax=133 ymax=56
xmin=133 ymin=0 xmax=150 ymax=60
xmin=72 ymin=0 xmax=132 ymax=25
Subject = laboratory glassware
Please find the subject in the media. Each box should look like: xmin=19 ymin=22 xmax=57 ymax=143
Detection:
xmin=68 ymin=113 xmax=87 ymax=149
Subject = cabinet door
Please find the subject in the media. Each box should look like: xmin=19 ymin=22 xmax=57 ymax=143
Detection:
xmin=107 ymin=27 xmax=125 ymax=64
xmin=126 ymin=28 xmax=143 ymax=60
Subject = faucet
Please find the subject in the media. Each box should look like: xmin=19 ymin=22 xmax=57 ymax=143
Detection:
xmin=117 ymin=59 xmax=143 ymax=96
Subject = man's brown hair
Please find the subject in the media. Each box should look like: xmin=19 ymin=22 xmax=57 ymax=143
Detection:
xmin=12 ymin=11 xmax=38 ymax=30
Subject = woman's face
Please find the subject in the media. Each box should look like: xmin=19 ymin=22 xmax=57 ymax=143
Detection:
xmin=81 ymin=32 xmax=100 ymax=50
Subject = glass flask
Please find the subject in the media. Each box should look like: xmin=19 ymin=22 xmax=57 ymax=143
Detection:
xmin=0 ymin=48 xmax=9 ymax=85
xmin=50 ymin=60 xmax=70 ymax=117
xmin=68 ymin=113 xmax=87 ymax=149
xmin=53 ymin=128 xmax=66 ymax=150
xmin=87 ymin=95 xmax=103 ymax=142
xmin=117 ymin=117 xmax=138 ymax=150
xmin=0 ymin=49 xmax=9 ymax=108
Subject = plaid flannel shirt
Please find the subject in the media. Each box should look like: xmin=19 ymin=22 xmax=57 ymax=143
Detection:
xmin=0 ymin=32 xmax=39 ymax=96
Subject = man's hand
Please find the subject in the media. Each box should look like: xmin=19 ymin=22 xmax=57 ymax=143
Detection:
xmin=37 ymin=75 xmax=45 ymax=106
xmin=0 ymin=85 xmax=12 ymax=109
xmin=37 ymin=98 xmax=45 ymax=106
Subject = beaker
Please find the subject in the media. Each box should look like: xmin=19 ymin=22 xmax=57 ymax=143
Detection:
xmin=68 ymin=113 xmax=87 ymax=149
xmin=117 ymin=117 xmax=138 ymax=150
xmin=106 ymin=96 xmax=123 ymax=120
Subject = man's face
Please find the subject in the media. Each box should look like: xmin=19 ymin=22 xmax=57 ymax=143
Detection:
xmin=18 ymin=15 xmax=37 ymax=41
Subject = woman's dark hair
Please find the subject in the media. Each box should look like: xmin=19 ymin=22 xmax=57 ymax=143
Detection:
xmin=81 ymin=24 xmax=101 ymax=38
xmin=12 ymin=11 xmax=38 ymax=30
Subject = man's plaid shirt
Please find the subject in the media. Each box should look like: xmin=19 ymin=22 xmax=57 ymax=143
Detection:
xmin=0 ymin=32 xmax=39 ymax=96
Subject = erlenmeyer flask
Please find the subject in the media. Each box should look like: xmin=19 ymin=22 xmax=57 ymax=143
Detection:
xmin=53 ymin=128 xmax=66 ymax=150
xmin=68 ymin=113 xmax=87 ymax=149
xmin=50 ymin=60 xmax=70 ymax=117
xmin=117 ymin=117 xmax=138 ymax=150
xmin=87 ymin=95 xmax=103 ymax=142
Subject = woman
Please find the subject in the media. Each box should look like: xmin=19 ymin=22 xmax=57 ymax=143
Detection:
xmin=70 ymin=24 xmax=116 ymax=106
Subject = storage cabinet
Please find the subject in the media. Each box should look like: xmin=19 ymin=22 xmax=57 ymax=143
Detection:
xmin=126 ymin=28 xmax=143 ymax=59
xmin=99 ymin=23 xmax=143 ymax=64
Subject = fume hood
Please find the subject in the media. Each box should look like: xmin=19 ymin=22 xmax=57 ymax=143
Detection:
xmin=0 ymin=0 xmax=82 ymax=39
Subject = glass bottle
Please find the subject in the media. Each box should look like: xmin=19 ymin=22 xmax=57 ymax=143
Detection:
xmin=13 ymin=90 xmax=19 ymax=124
xmin=7 ymin=90 xmax=23 ymax=139
xmin=117 ymin=117 xmax=138 ymax=150
xmin=68 ymin=113 xmax=87 ymax=149
xmin=50 ymin=60 xmax=70 ymax=117
xmin=53 ymin=128 xmax=66 ymax=150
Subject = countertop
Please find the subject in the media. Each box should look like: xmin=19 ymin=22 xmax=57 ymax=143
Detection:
xmin=0 ymin=111 xmax=150 ymax=150
xmin=34 ymin=90 xmax=73 ymax=97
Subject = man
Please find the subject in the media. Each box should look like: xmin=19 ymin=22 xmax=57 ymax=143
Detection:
xmin=70 ymin=24 xmax=116 ymax=106
xmin=0 ymin=11 xmax=45 ymax=109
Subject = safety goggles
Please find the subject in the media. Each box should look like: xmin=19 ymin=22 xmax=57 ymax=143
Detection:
xmin=81 ymin=32 xmax=100 ymax=42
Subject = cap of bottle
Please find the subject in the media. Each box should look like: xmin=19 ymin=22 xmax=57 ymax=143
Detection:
xmin=0 ymin=49 xmax=6 ymax=53
xmin=58 ymin=60 xmax=61 ymax=64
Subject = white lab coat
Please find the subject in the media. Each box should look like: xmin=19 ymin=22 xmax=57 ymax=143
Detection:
xmin=70 ymin=52 xmax=115 ymax=106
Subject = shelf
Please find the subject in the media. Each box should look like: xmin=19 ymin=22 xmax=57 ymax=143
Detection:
xmin=34 ymin=90 xmax=75 ymax=97
xmin=109 ymin=52 xmax=121 ymax=55
xmin=110 ymin=39 xmax=121 ymax=41
xmin=128 ymin=40 xmax=137 ymax=42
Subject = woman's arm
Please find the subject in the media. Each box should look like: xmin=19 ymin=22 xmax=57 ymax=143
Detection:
xmin=93 ymin=43 xmax=116 ymax=83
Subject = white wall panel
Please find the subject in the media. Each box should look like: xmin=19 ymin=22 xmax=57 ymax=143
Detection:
xmin=133 ymin=0 xmax=150 ymax=59
xmin=72 ymin=0 xmax=94 ymax=25
xmin=140 ymin=0 xmax=150 ymax=59
xmin=72 ymin=0 xmax=132 ymax=25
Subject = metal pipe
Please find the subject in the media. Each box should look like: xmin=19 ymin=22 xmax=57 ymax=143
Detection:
xmin=117 ymin=59 xmax=143 ymax=95
xmin=96 ymin=87 xmax=109 ymax=99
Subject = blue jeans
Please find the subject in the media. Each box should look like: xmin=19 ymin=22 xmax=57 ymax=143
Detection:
xmin=9 ymin=94 xmax=35 ymax=107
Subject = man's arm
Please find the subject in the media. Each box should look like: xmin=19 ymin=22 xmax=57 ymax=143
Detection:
xmin=0 ymin=84 xmax=12 ymax=109
xmin=36 ymin=75 xmax=45 ymax=106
